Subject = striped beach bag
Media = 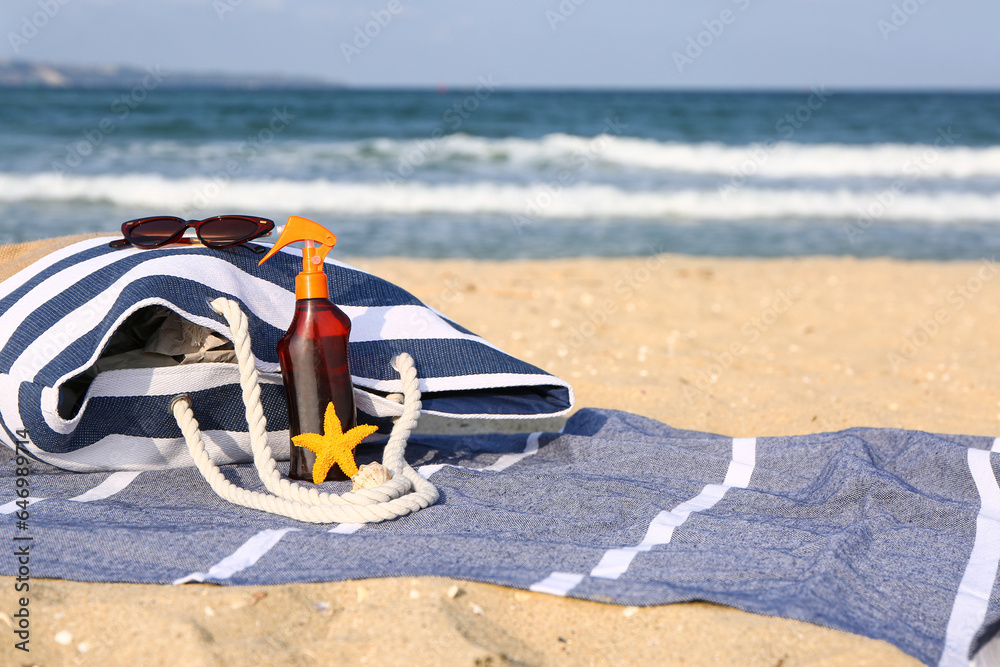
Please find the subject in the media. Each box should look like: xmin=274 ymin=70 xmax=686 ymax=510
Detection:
xmin=0 ymin=237 xmax=574 ymax=471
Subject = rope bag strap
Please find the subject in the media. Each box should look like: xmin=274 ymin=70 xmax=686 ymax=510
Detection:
xmin=169 ymin=297 xmax=439 ymax=524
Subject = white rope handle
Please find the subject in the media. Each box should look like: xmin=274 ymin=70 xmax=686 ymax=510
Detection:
xmin=169 ymin=297 xmax=439 ymax=524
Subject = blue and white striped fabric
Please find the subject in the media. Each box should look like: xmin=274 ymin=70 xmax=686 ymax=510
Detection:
xmin=0 ymin=238 xmax=573 ymax=471
xmin=2 ymin=408 xmax=999 ymax=666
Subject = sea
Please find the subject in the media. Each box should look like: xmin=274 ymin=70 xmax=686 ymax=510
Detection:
xmin=0 ymin=87 xmax=998 ymax=259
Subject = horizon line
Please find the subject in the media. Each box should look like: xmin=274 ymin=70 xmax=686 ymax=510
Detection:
xmin=3 ymin=83 xmax=999 ymax=94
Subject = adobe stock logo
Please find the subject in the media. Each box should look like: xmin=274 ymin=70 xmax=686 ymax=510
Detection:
xmin=686 ymin=288 xmax=798 ymax=399
xmin=887 ymin=258 xmax=999 ymax=371
xmin=340 ymin=1 xmax=405 ymax=63
xmin=877 ymin=0 xmax=932 ymax=40
xmin=383 ymin=76 xmax=498 ymax=186
xmin=7 ymin=0 xmax=71 ymax=54
xmin=672 ymin=0 xmax=753 ymax=73
xmin=51 ymin=66 xmax=169 ymax=176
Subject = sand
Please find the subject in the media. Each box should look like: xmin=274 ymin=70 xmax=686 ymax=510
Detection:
xmin=7 ymin=234 xmax=1000 ymax=665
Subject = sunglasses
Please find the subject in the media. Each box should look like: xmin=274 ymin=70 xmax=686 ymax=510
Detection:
xmin=109 ymin=215 xmax=275 ymax=250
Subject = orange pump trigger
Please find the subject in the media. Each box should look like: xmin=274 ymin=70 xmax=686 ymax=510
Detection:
xmin=258 ymin=215 xmax=338 ymax=300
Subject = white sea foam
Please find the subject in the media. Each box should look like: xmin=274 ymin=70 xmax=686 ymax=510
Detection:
xmin=2 ymin=172 xmax=998 ymax=223
xmin=430 ymin=134 xmax=1000 ymax=180
xmin=87 ymin=134 xmax=1000 ymax=180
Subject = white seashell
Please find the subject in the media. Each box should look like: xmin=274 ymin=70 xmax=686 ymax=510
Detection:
xmin=351 ymin=462 xmax=392 ymax=491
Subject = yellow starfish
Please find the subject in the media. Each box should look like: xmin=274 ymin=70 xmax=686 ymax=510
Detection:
xmin=292 ymin=402 xmax=379 ymax=484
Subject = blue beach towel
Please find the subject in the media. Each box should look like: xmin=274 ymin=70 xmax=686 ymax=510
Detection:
xmin=1 ymin=408 xmax=998 ymax=666
xmin=0 ymin=238 xmax=573 ymax=471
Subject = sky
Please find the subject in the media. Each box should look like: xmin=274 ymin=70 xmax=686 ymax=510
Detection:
xmin=1 ymin=0 xmax=998 ymax=89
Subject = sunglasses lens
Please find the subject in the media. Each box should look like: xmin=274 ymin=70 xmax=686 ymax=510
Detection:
xmin=128 ymin=218 xmax=185 ymax=246
xmin=200 ymin=217 xmax=261 ymax=246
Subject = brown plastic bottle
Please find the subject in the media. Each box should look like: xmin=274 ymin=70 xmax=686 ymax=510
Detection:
xmin=276 ymin=299 xmax=356 ymax=481
xmin=258 ymin=216 xmax=358 ymax=482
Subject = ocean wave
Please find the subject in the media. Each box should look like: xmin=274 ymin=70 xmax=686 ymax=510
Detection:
xmin=71 ymin=134 xmax=1000 ymax=180
xmin=2 ymin=172 xmax=998 ymax=223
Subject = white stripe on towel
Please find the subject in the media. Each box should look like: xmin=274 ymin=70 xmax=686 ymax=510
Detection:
xmin=0 ymin=470 xmax=142 ymax=512
xmin=0 ymin=496 xmax=44 ymax=514
xmin=417 ymin=463 xmax=448 ymax=479
xmin=529 ymin=572 xmax=586 ymax=597
xmin=939 ymin=448 xmax=1000 ymax=667
xmin=591 ymin=437 xmax=756 ymax=580
xmin=418 ymin=432 xmax=542 ymax=479
xmin=173 ymin=528 xmax=299 ymax=585
xmin=329 ymin=523 xmax=364 ymax=535
xmin=67 ymin=471 xmax=143 ymax=502
xmin=528 ymin=437 xmax=757 ymax=597
xmin=483 ymin=432 xmax=541 ymax=472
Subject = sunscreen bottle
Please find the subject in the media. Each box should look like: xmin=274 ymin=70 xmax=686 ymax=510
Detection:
xmin=258 ymin=216 xmax=358 ymax=482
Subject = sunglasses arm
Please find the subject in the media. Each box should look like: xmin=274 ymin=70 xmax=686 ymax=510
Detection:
xmin=109 ymin=237 xmax=203 ymax=250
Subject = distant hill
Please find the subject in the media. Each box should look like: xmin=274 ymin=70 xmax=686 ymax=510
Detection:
xmin=0 ymin=59 xmax=339 ymax=89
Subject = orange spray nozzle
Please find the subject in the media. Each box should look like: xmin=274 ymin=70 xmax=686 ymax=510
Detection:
xmin=258 ymin=215 xmax=338 ymax=300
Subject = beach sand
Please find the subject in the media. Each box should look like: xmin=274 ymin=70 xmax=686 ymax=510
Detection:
xmin=6 ymin=235 xmax=1000 ymax=665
